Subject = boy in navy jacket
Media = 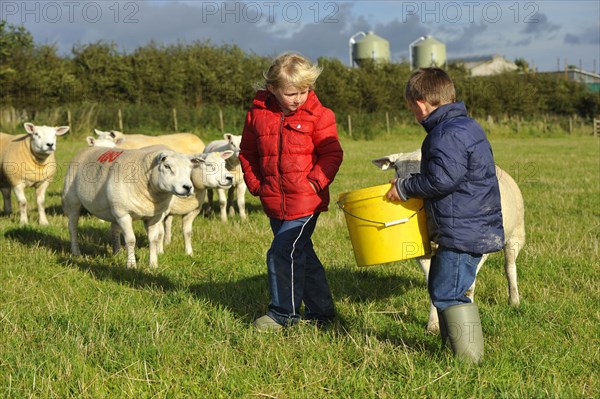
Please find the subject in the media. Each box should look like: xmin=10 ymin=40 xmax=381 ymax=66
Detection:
xmin=387 ymin=67 xmax=503 ymax=363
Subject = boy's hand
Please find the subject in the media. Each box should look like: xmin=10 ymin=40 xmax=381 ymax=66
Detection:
xmin=386 ymin=178 xmax=408 ymax=201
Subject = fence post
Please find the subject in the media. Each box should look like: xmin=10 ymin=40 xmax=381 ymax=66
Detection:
xmin=593 ymin=118 xmax=600 ymax=136
xmin=347 ymin=114 xmax=352 ymax=138
xmin=219 ymin=107 xmax=224 ymax=134
xmin=67 ymin=109 xmax=72 ymax=128
xmin=385 ymin=112 xmax=390 ymax=135
xmin=569 ymin=116 xmax=573 ymax=135
xmin=118 ymin=108 xmax=123 ymax=131
xmin=172 ymin=108 xmax=178 ymax=132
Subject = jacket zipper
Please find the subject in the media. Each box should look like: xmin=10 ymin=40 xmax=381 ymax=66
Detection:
xmin=278 ymin=113 xmax=285 ymax=217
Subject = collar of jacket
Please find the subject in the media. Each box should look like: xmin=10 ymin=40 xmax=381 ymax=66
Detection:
xmin=421 ymin=101 xmax=468 ymax=133
xmin=252 ymin=90 xmax=321 ymax=116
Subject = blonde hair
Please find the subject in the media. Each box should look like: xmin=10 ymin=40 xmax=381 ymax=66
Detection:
xmin=405 ymin=67 xmax=456 ymax=106
xmin=263 ymin=52 xmax=322 ymax=90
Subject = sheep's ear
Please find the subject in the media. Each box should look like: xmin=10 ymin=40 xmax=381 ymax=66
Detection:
xmin=155 ymin=153 xmax=168 ymax=165
xmin=371 ymin=156 xmax=395 ymax=170
xmin=94 ymin=129 xmax=103 ymax=136
xmin=109 ymin=131 xmax=117 ymax=139
xmin=86 ymin=137 xmax=95 ymax=146
xmin=55 ymin=126 xmax=70 ymax=136
xmin=191 ymin=153 xmax=208 ymax=163
xmin=190 ymin=153 xmax=207 ymax=167
xmin=24 ymin=122 xmax=35 ymax=134
xmin=221 ymin=150 xmax=234 ymax=160
xmin=224 ymin=133 xmax=233 ymax=142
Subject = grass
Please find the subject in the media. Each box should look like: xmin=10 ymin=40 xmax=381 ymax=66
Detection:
xmin=1 ymin=131 xmax=599 ymax=398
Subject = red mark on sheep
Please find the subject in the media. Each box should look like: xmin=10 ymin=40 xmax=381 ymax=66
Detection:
xmin=97 ymin=150 xmax=124 ymax=163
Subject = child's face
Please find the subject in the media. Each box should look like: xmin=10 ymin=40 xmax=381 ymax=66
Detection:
xmin=268 ymin=84 xmax=309 ymax=115
xmin=406 ymin=99 xmax=431 ymax=123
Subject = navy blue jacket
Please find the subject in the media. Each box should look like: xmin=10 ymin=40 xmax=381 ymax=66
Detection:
xmin=400 ymin=102 xmax=504 ymax=254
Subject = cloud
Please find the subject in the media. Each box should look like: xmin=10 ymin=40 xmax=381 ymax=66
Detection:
xmin=564 ymin=25 xmax=600 ymax=45
xmin=440 ymin=22 xmax=489 ymax=55
xmin=521 ymin=12 xmax=560 ymax=37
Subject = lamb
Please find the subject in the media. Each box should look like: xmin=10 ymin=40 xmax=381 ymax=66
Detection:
xmin=372 ymin=150 xmax=524 ymax=332
xmin=203 ymin=133 xmax=247 ymax=222
xmin=87 ymin=129 xmax=205 ymax=154
xmin=164 ymin=150 xmax=235 ymax=255
xmin=62 ymin=145 xmax=200 ymax=269
xmin=1 ymin=123 xmax=70 ymax=224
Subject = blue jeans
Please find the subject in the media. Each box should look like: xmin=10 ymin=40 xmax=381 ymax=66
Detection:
xmin=428 ymin=246 xmax=482 ymax=311
xmin=266 ymin=214 xmax=335 ymax=326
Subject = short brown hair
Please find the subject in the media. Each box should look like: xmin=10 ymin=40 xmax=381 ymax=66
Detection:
xmin=263 ymin=52 xmax=322 ymax=91
xmin=404 ymin=67 xmax=456 ymax=106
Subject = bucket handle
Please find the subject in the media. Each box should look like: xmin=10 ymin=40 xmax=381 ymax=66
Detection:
xmin=336 ymin=201 xmax=424 ymax=227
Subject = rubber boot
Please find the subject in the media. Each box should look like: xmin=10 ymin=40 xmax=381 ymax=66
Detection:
xmin=441 ymin=302 xmax=484 ymax=364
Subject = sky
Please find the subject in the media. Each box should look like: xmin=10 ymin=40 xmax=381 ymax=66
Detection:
xmin=2 ymin=0 xmax=599 ymax=72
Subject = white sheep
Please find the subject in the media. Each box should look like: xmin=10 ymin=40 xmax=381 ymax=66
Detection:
xmin=87 ymin=129 xmax=205 ymax=154
xmin=164 ymin=150 xmax=235 ymax=255
xmin=1 ymin=123 xmax=70 ymax=224
xmin=203 ymin=133 xmax=247 ymax=222
xmin=62 ymin=145 xmax=200 ymax=269
xmin=372 ymin=150 xmax=525 ymax=332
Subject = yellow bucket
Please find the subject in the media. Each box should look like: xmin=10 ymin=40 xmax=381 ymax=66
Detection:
xmin=338 ymin=184 xmax=431 ymax=266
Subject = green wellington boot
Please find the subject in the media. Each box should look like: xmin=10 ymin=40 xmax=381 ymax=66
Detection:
xmin=441 ymin=302 xmax=484 ymax=364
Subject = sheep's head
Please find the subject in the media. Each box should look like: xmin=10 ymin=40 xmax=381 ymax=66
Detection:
xmin=371 ymin=149 xmax=422 ymax=179
xmin=24 ymin=123 xmax=69 ymax=156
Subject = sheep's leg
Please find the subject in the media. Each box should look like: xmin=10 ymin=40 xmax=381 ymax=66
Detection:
xmin=115 ymin=215 xmax=136 ymax=268
xmin=156 ymin=218 xmax=165 ymax=255
xmin=181 ymin=210 xmax=201 ymax=256
xmin=111 ymin=223 xmax=122 ymax=254
xmin=465 ymin=253 xmax=489 ymax=302
xmin=66 ymin=206 xmax=82 ymax=256
xmin=217 ymin=188 xmax=228 ymax=222
xmin=504 ymin=226 xmax=524 ymax=306
xmin=35 ymin=180 xmax=50 ymax=225
xmin=1 ymin=187 xmax=12 ymax=214
xmin=13 ymin=184 xmax=28 ymax=224
xmin=227 ymin=186 xmax=235 ymax=217
xmin=205 ymin=189 xmax=215 ymax=215
xmin=236 ymin=181 xmax=247 ymax=220
xmin=416 ymin=256 xmax=440 ymax=333
xmin=147 ymin=221 xmax=162 ymax=268
xmin=164 ymin=214 xmax=174 ymax=245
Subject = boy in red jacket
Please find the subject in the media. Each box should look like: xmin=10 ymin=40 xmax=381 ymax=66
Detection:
xmin=239 ymin=52 xmax=344 ymax=331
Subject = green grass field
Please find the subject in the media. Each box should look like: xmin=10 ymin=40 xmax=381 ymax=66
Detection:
xmin=1 ymin=132 xmax=598 ymax=398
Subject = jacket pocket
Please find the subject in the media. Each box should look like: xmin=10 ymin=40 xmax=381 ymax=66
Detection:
xmin=286 ymin=121 xmax=314 ymax=147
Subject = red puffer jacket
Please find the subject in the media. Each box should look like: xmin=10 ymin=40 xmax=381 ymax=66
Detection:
xmin=239 ymin=90 xmax=343 ymax=220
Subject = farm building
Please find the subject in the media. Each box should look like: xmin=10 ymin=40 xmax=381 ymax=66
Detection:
xmin=450 ymin=54 xmax=518 ymax=76
xmin=544 ymin=67 xmax=600 ymax=92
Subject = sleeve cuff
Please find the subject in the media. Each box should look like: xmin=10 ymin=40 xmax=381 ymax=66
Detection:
xmin=395 ymin=179 xmax=409 ymax=201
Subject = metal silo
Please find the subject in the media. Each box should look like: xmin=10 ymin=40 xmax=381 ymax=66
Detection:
xmin=410 ymin=35 xmax=446 ymax=70
xmin=351 ymin=31 xmax=390 ymax=67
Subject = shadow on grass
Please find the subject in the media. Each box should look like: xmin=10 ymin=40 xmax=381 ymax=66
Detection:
xmin=187 ymin=264 xmax=437 ymax=352
xmin=58 ymin=253 xmax=178 ymax=291
xmin=200 ymin=201 xmax=264 ymax=220
xmin=4 ymin=225 xmax=176 ymax=290
xmin=4 ymin=225 xmax=437 ymax=351
xmin=4 ymin=226 xmax=70 ymax=253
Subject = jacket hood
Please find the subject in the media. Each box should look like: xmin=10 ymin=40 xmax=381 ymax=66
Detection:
xmin=252 ymin=90 xmax=321 ymax=116
xmin=421 ymin=101 xmax=468 ymax=133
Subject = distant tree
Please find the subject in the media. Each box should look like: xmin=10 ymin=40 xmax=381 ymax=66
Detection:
xmin=515 ymin=58 xmax=529 ymax=73
xmin=72 ymin=41 xmax=131 ymax=102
